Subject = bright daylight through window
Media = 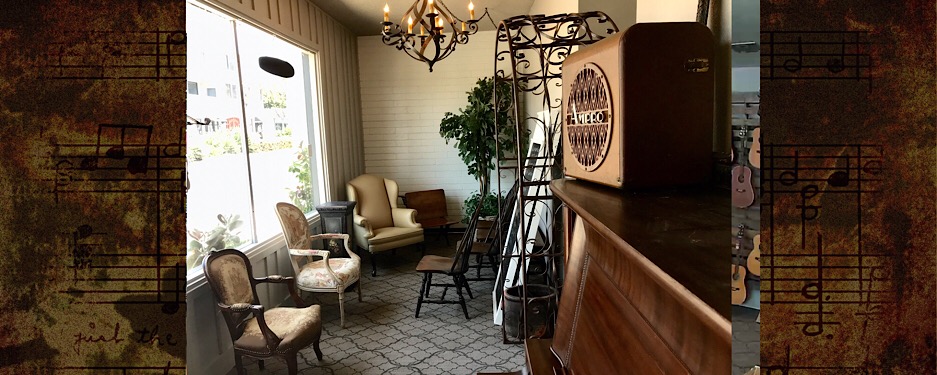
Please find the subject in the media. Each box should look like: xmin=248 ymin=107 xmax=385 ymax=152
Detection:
xmin=185 ymin=1 xmax=324 ymax=275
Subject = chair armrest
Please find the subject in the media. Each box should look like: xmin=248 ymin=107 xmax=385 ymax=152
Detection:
xmin=353 ymin=214 xmax=374 ymax=238
xmin=392 ymin=208 xmax=421 ymax=228
xmin=218 ymin=302 xmax=282 ymax=350
xmin=255 ymin=275 xmax=307 ymax=308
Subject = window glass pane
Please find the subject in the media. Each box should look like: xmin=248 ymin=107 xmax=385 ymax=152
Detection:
xmin=235 ymin=21 xmax=319 ymax=240
xmin=185 ymin=2 xmax=253 ymax=272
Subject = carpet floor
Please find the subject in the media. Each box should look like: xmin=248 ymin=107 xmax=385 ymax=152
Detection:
xmin=228 ymin=233 xmax=526 ymax=375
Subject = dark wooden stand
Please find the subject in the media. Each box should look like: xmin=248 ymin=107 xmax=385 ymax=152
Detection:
xmin=315 ymin=201 xmax=355 ymax=258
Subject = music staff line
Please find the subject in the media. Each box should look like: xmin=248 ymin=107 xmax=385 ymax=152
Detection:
xmin=761 ymin=144 xmax=889 ymax=339
xmin=761 ymin=30 xmax=873 ymax=84
xmin=41 ymin=30 xmax=186 ymax=80
xmin=51 ymin=124 xmax=186 ymax=314
xmin=762 ymin=345 xmax=881 ymax=374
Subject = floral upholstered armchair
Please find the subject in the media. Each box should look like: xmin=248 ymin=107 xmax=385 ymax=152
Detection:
xmin=202 ymin=249 xmax=324 ymax=374
xmin=275 ymin=202 xmax=362 ymax=328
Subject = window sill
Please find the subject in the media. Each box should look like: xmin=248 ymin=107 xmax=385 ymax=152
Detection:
xmin=186 ymin=212 xmax=320 ymax=294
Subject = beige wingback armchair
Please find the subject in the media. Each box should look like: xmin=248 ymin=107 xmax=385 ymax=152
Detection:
xmin=346 ymin=174 xmax=424 ymax=276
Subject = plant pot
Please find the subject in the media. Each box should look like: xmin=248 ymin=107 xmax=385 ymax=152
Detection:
xmin=475 ymin=217 xmax=496 ymax=241
xmin=503 ymin=284 xmax=557 ymax=341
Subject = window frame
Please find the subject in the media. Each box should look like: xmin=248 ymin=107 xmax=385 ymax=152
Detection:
xmin=185 ymin=0 xmax=328 ymax=287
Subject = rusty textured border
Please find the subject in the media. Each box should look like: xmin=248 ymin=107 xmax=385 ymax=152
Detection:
xmin=760 ymin=1 xmax=936 ymax=374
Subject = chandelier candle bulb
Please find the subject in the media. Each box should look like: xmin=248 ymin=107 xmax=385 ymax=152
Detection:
xmin=408 ymin=16 xmax=414 ymax=34
xmin=383 ymin=3 xmax=389 ymax=22
xmin=468 ymin=1 xmax=474 ymax=19
xmin=420 ymin=25 xmax=425 ymax=36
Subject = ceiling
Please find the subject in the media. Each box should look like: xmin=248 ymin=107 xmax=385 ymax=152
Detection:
xmin=308 ymin=0 xmax=535 ymax=36
xmin=311 ymin=0 xmax=762 ymax=67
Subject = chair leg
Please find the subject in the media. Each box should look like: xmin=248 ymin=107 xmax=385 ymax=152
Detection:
xmin=258 ymin=359 xmax=264 ymax=371
xmin=488 ymin=254 xmax=498 ymax=273
xmin=454 ymin=275 xmax=469 ymax=320
xmin=370 ymin=251 xmax=377 ymax=277
xmin=233 ymin=354 xmax=246 ymax=375
xmin=420 ymin=243 xmax=426 ymax=257
xmin=444 ymin=225 xmax=451 ymax=245
xmin=461 ymin=275 xmax=474 ymax=299
xmin=286 ymin=352 xmax=298 ymax=375
xmin=313 ymin=340 xmax=323 ymax=361
xmin=338 ymin=291 xmax=346 ymax=328
xmin=416 ymin=273 xmax=428 ymax=318
xmin=476 ymin=254 xmax=483 ymax=278
xmin=357 ymin=281 xmax=363 ymax=302
xmin=425 ymin=273 xmax=433 ymax=297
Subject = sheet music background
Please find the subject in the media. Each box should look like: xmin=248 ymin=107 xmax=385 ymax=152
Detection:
xmin=0 ymin=1 xmax=186 ymax=373
xmin=761 ymin=2 xmax=935 ymax=374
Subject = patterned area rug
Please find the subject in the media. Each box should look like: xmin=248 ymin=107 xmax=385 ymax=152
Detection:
xmin=232 ymin=234 xmax=526 ymax=374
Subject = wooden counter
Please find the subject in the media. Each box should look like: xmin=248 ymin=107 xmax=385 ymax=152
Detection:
xmin=528 ymin=179 xmax=731 ymax=375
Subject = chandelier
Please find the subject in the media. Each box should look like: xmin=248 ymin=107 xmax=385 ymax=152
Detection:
xmin=381 ymin=0 xmax=486 ymax=72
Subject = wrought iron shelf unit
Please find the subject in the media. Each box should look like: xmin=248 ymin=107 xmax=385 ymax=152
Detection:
xmin=491 ymin=11 xmax=619 ymax=345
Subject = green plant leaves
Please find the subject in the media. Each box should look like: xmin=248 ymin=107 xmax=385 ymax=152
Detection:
xmin=439 ymin=77 xmax=527 ymax=195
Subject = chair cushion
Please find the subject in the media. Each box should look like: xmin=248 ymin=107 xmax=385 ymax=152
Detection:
xmin=369 ymin=226 xmax=423 ymax=246
xmin=236 ymin=305 xmax=321 ymax=355
xmin=296 ymin=258 xmax=360 ymax=289
xmin=416 ymin=255 xmax=454 ymax=273
xmin=348 ymin=174 xmax=394 ymax=229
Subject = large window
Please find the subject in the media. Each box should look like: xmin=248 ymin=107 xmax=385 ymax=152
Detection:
xmin=185 ymin=1 xmax=324 ymax=274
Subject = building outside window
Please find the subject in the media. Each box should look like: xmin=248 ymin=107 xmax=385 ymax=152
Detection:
xmin=185 ymin=0 xmax=325 ymax=275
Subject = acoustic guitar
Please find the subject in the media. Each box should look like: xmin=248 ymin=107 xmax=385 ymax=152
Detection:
xmin=731 ymin=225 xmax=748 ymax=305
xmin=731 ymin=165 xmax=755 ymax=208
xmin=747 ymin=234 xmax=761 ymax=277
xmin=749 ymin=127 xmax=761 ymax=169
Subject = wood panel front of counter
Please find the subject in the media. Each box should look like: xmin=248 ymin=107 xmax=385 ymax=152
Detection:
xmin=532 ymin=179 xmax=731 ymax=375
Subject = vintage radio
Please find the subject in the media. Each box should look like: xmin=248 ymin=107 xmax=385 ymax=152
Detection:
xmin=561 ymin=22 xmax=714 ymax=188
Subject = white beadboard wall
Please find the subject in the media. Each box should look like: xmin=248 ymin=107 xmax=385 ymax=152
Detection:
xmin=357 ymin=31 xmax=506 ymax=223
xmin=187 ymin=1 xmax=363 ymax=374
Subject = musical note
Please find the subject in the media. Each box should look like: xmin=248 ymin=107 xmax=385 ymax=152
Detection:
xmin=826 ymin=33 xmax=846 ymax=73
xmin=778 ymin=151 xmax=800 ymax=186
xmin=160 ymin=263 xmax=183 ymax=315
xmin=97 ymin=124 xmax=152 ymax=175
xmin=69 ymin=224 xmax=104 ymax=279
xmin=797 ymin=184 xmax=820 ymax=248
xmin=827 ymin=154 xmax=851 ymax=187
xmin=783 ymin=36 xmax=803 ymax=73
xmin=796 ymin=233 xmax=838 ymax=339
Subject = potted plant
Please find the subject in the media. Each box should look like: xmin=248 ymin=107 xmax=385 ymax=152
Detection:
xmin=440 ymin=77 xmax=526 ymax=228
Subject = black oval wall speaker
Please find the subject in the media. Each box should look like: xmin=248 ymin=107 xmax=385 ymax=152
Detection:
xmin=258 ymin=56 xmax=294 ymax=78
